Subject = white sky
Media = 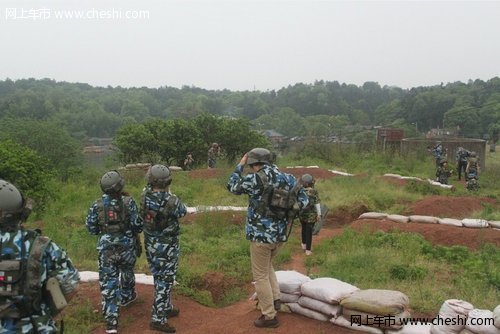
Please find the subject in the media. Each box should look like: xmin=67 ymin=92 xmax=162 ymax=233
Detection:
xmin=1 ymin=0 xmax=499 ymax=91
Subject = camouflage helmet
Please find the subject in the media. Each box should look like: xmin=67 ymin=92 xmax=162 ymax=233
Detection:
xmin=211 ymin=142 xmax=219 ymax=148
xmin=0 ymin=180 xmax=28 ymax=226
xmin=247 ymin=148 xmax=271 ymax=166
xmin=147 ymin=164 xmax=172 ymax=187
xmin=300 ymin=174 xmax=315 ymax=187
xmin=439 ymin=158 xmax=448 ymax=165
xmin=100 ymin=170 xmax=125 ymax=194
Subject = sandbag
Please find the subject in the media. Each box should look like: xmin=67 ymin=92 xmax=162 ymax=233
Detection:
xmin=387 ymin=322 xmax=433 ymax=334
xmin=332 ymin=316 xmax=384 ymax=334
xmin=298 ymin=296 xmax=340 ymax=317
xmin=461 ymin=219 xmax=489 ymax=229
xmin=286 ymin=302 xmax=330 ymax=322
xmin=438 ymin=218 xmax=463 ymax=227
xmin=494 ymin=305 xmax=500 ymax=329
xmin=280 ymin=292 xmax=300 ymax=303
xmin=459 ymin=330 xmax=475 ymax=334
xmin=275 ymin=270 xmax=310 ymax=295
xmin=430 ymin=299 xmax=474 ymax=334
xmin=384 ymin=173 xmax=403 ymax=178
xmin=300 ymin=277 xmax=359 ymax=305
xmin=387 ymin=214 xmax=410 ymax=224
xmin=489 ymin=221 xmax=500 ymax=229
xmin=340 ymin=289 xmax=410 ymax=316
xmin=342 ymin=307 xmax=410 ymax=330
xmin=359 ymin=212 xmax=387 ymax=220
xmin=409 ymin=215 xmax=439 ymax=224
xmin=465 ymin=309 xmax=500 ymax=334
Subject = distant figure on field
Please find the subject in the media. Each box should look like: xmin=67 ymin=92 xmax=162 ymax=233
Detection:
xmin=183 ymin=152 xmax=194 ymax=171
xmin=455 ymin=147 xmax=470 ymax=181
xmin=298 ymin=174 xmax=321 ymax=256
xmin=429 ymin=141 xmax=446 ymax=168
xmin=466 ymin=151 xmax=480 ymax=181
xmin=207 ymin=143 xmax=220 ymax=169
xmin=436 ymin=159 xmax=452 ymax=185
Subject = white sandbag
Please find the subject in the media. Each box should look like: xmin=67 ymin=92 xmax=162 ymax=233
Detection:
xmin=494 ymin=305 xmax=500 ymax=329
xmin=409 ymin=215 xmax=439 ymax=224
xmin=332 ymin=316 xmax=384 ymax=334
xmin=287 ymin=302 xmax=330 ymax=322
xmin=489 ymin=221 xmax=500 ymax=229
xmin=359 ymin=212 xmax=388 ymax=220
xmin=461 ymin=219 xmax=489 ymax=229
xmin=342 ymin=307 xmax=410 ymax=330
xmin=384 ymin=173 xmax=403 ymax=178
xmin=300 ymin=277 xmax=359 ymax=305
xmin=387 ymin=214 xmax=410 ymax=224
xmin=431 ymin=299 xmax=474 ymax=334
xmin=298 ymin=296 xmax=341 ymax=317
xmin=340 ymin=289 xmax=410 ymax=315
xmin=465 ymin=309 xmax=500 ymax=334
xmin=275 ymin=270 xmax=311 ymax=295
xmin=400 ymin=176 xmax=423 ymax=181
xmin=280 ymin=292 xmax=300 ymax=303
xmin=387 ymin=322 xmax=433 ymax=334
xmin=438 ymin=218 xmax=463 ymax=227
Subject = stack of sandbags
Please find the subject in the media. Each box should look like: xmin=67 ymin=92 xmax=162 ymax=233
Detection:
xmin=386 ymin=214 xmax=410 ymax=224
xmin=336 ymin=289 xmax=411 ymax=332
xmin=461 ymin=219 xmax=489 ymax=229
xmin=409 ymin=215 xmax=439 ymax=224
xmin=275 ymin=270 xmax=311 ymax=304
xmin=438 ymin=218 xmax=463 ymax=227
xmin=430 ymin=299 xmax=474 ymax=334
xmin=288 ymin=277 xmax=358 ymax=322
xmin=464 ymin=309 xmax=500 ymax=334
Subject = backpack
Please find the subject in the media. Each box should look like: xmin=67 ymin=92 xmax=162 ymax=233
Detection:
xmin=96 ymin=195 xmax=132 ymax=234
xmin=141 ymin=190 xmax=180 ymax=233
xmin=0 ymin=230 xmax=56 ymax=318
xmin=256 ymin=169 xmax=299 ymax=220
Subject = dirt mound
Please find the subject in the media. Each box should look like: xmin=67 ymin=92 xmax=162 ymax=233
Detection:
xmin=407 ymin=195 xmax=497 ymax=218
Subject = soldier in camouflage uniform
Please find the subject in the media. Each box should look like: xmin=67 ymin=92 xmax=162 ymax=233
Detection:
xmin=140 ymin=165 xmax=186 ymax=333
xmin=435 ymin=159 xmax=453 ymax=185
xmin=0 ymin=179 xmax=80 ymax=333
xmin=298 ymin=174 xmax=321 ymax=256
xmin=85 ymin=171 xmax=143 ymax=334
xmin=227 ymin=148 xmax=308 ymax=328
xmin=207 ymin=143 xmax=220 ymax=169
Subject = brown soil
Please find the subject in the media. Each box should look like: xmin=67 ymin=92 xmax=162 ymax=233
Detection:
xmin=75 ymin=193 xmax=498 ymax=334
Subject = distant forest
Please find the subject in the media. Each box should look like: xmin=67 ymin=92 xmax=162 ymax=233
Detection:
xmin=0 ymin=77 xmax=499 ymax=141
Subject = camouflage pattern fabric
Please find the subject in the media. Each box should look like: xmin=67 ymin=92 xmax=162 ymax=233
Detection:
xmin=207 ymin=147 xmax=218 ymax=168
xmin=436 ymin=166 xmax=452 ymax=185
xmin=0 ymin=230 xmax=80 ymax=333
xmin=299 ymin=187 xmax=321 ymax=224
xmin=85 ymin=194 xmax=143 ymax=327
xmin=227 ymin=164 xmax=309 ymax=244
xmin=141 ymin=189 xmax=186 ymax=324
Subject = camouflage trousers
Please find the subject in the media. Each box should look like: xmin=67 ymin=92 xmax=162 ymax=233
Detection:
xmin=0 ymin=305 xmax=57 ymax=333
xmin=144 ymin=233 xmax=179 ymax=324
xmin=98 ymin=244 xmax=137 ymax=326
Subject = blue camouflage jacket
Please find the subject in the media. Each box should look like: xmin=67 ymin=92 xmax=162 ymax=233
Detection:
xmin=227 ymin=164 xmax=309 ymax=244
xmin=85 ymin=194 xmax=143 ymax=251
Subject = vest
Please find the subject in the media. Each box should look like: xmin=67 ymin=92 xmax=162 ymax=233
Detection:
xmin=142 ymin=190 xmax=179 ymax=233
xmin=96 ymin=196 xmax=132 ymax=235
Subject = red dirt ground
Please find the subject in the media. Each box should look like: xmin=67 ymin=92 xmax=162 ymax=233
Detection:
xmin=73 ymin=191 xmax=499 ymax=334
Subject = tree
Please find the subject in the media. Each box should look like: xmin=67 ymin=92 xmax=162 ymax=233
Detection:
xmin=443 ymin=105 xmax=480 ymax=137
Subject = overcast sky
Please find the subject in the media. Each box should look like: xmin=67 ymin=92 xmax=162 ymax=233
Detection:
xmin=1 ymin=0 xmax=499 ymax=91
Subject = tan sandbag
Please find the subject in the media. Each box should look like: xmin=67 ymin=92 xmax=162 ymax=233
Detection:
xmin=387 ymin=322 xmax=433 ymax=334
xmin=359 ymin=212 xmax=387 ymax=220
xmin=494 ymin=305 xmax=500 ymax=329
xmin=280 ymin=292 xmax=300 ymax=303
xmin=461 ymin=219 xmax=489 ymax=229
xmin=332 ymin=316 xmax=384 ymax=334
xmin=387 ymin=214 xmax=410 ymax=224
xmin=275 ymin=270 xmax=311 ymax=295
xmin=342 ymin=307 xmax=410 ymax=330
xmin=409 ymin=215 xmax=439 ymax=224
xmin=430 ymin=299 xmax=474 ymax=334
xmin=298 ymin=296 xmax=340 ymax=317
xmin=300 ymin=277 xmax=359 ymax=305
xmin=489 ymin=221 xmax=500 ymax=229
xmin=465 ymin=309 xmax=500 ymax=334
xmin=438 ymin=218 xmax=463 ymax=227
xmin=340 ymin=289 xmax=410 ymax=315
xmin=287 ymin=302 xmax=330 ymax=322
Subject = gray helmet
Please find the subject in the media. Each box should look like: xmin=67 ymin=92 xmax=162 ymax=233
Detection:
xmin=0 ymin=180 xmax=23 ymax=213
xmin=147 ymin=164 xmax=172 ymax=187
xmin=100 ymin=170 xmax=125 ymax=194
xmin=247 ymin=148 xmax=271 ymax=166
xmin=300 ymin=174 xmax=315 ymax=187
